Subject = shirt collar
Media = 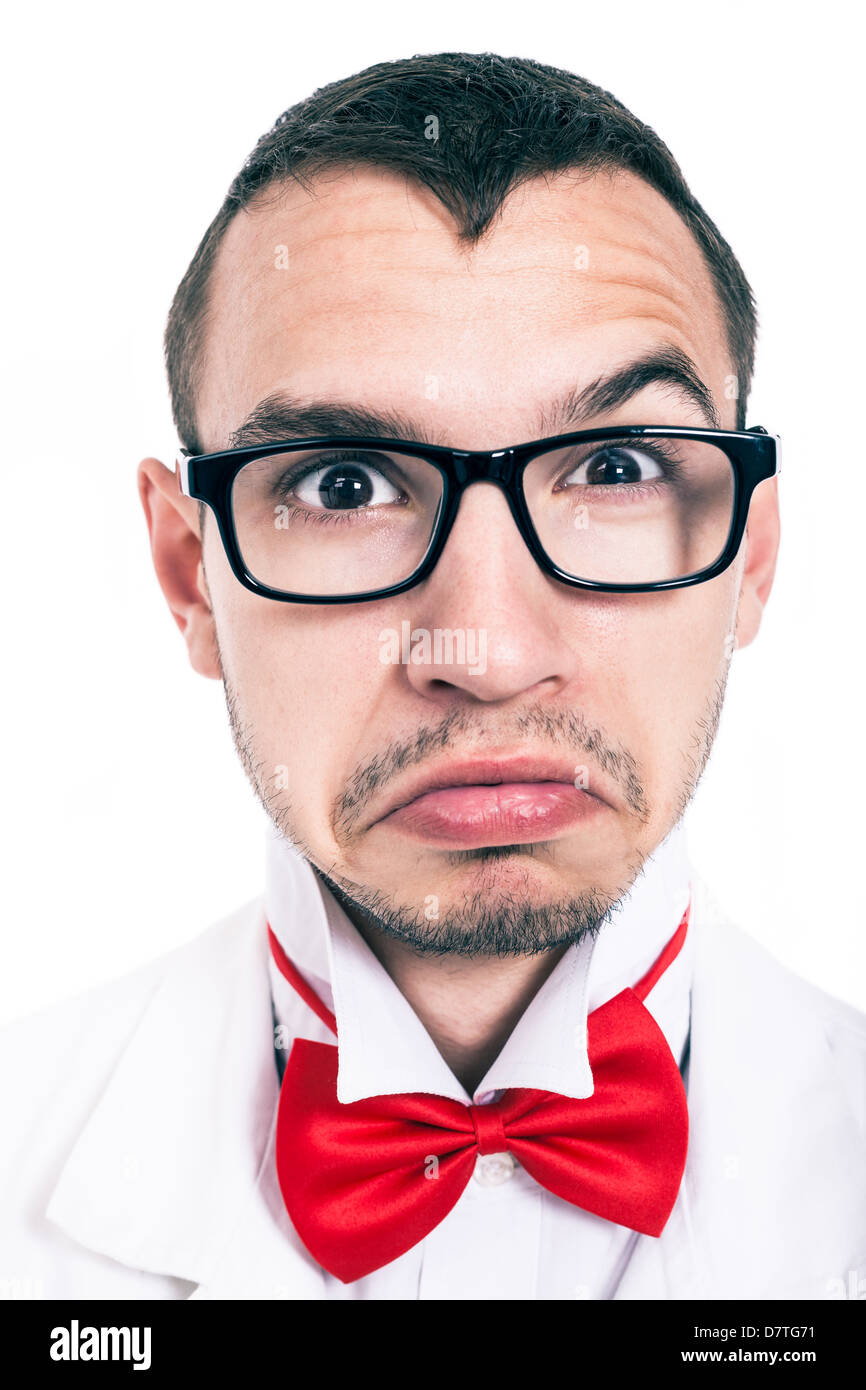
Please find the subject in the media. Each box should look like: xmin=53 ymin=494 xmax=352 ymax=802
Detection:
xmin=265 ymin=822 xmax=692 ymax=1107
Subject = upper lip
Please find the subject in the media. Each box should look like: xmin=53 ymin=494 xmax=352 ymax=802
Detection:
xmin=369 ymin=752 xmax=617 ymax=826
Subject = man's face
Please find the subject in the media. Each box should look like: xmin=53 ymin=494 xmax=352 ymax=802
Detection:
xmin=145 ymin=165 xmax=778 ymax=952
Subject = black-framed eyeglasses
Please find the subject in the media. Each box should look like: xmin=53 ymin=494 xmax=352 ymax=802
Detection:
xmin=176 ymin=425 xmax=780 ymax=603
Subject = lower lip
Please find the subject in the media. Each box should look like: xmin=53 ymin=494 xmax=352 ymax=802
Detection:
xmin=381 ymin=781 xmax=605 ymax=848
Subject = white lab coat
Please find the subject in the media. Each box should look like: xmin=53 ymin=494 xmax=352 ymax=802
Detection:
xmin=1 ymin=877 xmax=864 ymax=1300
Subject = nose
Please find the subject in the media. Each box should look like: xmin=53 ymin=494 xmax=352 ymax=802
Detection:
xmin=400 ymin=481 xmax=581 ymax=706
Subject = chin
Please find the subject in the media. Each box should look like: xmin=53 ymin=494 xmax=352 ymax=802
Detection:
xmin=399 ymin=844 xmax=623 ymax=911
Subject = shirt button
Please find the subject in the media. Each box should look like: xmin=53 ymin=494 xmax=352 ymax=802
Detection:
xmin=473 ymin=1152 xmax=516 ymax=1187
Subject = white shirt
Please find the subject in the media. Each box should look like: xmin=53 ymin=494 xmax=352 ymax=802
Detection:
xmin=265 ymin=822 xmax=694 ymax=1300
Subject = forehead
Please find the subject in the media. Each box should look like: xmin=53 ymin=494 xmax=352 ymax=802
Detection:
xmin=197 ymin=164 xmax=729 ymax=451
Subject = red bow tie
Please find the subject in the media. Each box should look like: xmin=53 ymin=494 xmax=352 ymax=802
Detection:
xmin=268 ymin=908 xmax=690 ymax=1284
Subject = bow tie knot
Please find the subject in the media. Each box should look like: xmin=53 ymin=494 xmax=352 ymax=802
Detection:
xmin=469 ymin=1100 xmax=509 ymax=1155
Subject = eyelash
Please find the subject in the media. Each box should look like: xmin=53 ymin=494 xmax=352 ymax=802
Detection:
xmin=552 ymin=439 xmax=684 ymax=490
xmin=279 ymin=504 xmax=391 ymax=529
xmin=276 ymin=451 xmax=403 ymax=489
xmin=271 ymin=453 xmax=408 ymax=528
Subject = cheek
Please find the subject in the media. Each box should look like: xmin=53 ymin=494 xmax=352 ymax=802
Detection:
xmin=586 ymin=580 xmax=735 ymax=777
xmin=208 ymin=550 xmax=392 ymax=825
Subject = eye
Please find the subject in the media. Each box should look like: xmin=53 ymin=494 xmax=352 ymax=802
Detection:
xmin=292 ymin=458 xmax=404 ymax=511
xmin=560 ymin=446 xmax=667 ymax=487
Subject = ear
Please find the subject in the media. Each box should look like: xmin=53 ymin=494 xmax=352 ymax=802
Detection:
xmin=137 ymin=457 xmax=221 ymax=679
xmin=734 ymin=476 xmax=780 ymax=650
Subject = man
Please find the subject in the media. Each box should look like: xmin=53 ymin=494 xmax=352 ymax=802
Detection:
xmin=2 ymin=51 xmax=864 ymax=1301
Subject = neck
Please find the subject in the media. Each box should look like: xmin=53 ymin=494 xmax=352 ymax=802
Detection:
xmin=349 ymin=920 xmax=569 ymax=1093
xmin=266 ymin=820 xmax=692 ymax=1097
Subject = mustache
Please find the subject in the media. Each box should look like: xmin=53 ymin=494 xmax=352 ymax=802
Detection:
xmin=332 ymin=704 xmax=649 ymax=837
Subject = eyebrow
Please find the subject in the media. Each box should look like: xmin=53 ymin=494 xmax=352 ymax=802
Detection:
xmin=540 ymin=346 xmax=721 ymax=434
xmin=225 ymin=344 xmax=720 ymax=451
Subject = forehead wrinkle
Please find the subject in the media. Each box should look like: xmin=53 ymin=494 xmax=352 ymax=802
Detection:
xmin=224 ymin=179 xmax=718 ymax=335
xmin=567 ymin=280 xmax=707 ymax=325
xmin=244 ymin=243 xmax=714 ymax=328
xmin=548 ymin=301 xmax=707 ymax=350
xmin=270 ymin=230 xmax=705 ymax=292
xmin=249 ymin=265 xmax=708 ymax=323
xmin=285 ymin=299 xmax=448 ymax=323
xmin=271 ymin=223 xmax=440 ymax=255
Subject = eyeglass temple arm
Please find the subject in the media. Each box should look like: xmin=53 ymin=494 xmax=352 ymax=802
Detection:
xmin=748 ymin=425 xmax=782 ymax=476
xmin=175 ymin=448 xmax=192 ymax=497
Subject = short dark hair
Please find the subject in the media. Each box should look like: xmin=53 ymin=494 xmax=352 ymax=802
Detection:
xmin=165 ymin=50 xmax=756 ymax=454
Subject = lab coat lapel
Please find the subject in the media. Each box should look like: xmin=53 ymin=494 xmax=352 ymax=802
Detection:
xmin=186 ymin=1107 xmax=326 ymax=1300
xmin=616 ymin=886 xmax=866 ymax=1300
xmin=45 ymin=899 xmax=326 ymax=1299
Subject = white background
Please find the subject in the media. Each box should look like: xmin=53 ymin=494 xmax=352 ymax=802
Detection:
xmin=1 ymin=0 xmax=863 ymax=1022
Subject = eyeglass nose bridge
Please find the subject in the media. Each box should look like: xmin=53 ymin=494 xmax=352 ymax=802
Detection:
xmin=449 ymin=447 xmax=522 ymax=490
xmin=434 ymin=447 xmax=542 ymax=576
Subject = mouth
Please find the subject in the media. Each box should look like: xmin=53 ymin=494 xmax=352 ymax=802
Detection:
xmin=370 ymin=753 xmax=613 ymax=849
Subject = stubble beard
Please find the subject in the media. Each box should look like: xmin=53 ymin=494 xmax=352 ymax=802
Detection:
xmin=218 ymin=641 xmax=728 ymax=959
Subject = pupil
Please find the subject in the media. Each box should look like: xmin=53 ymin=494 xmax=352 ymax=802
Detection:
xmin=319 ymin=465 xmax=373 ymax=509
xmin=588 ymin=449 xmax=641 ymax=484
